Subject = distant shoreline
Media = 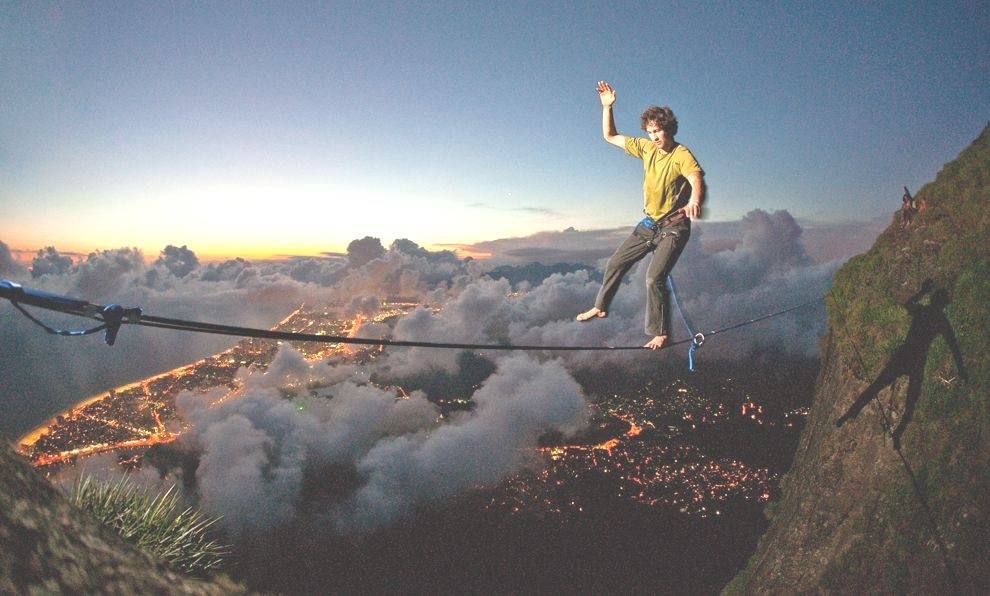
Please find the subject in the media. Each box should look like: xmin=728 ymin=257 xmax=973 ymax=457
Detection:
xmin=15 ymin=391 xmax=110 ymax=452
xmin=13 ymin=365 xmax=194 ymax=454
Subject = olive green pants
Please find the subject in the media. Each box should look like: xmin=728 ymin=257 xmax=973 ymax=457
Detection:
xmin=594 ymin=219 xmax=691 ymax=336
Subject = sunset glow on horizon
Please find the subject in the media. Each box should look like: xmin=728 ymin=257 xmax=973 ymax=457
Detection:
xmin=2 ymin=3 xmax=987 ymax=263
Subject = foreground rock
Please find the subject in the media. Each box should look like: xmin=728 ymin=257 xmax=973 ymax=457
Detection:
xmin=0 ymin=437 xmax=241 ymax=594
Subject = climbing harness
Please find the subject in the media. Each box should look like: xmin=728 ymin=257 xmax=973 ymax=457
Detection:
xmin=1 ymin=278 xmax=818 ymax=355
xmin=640 ymin=206 xmax=687 ymax=234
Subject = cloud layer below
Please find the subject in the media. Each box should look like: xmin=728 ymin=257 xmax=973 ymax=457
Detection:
xmin=25 ymin=208 xmax=885 ymax=547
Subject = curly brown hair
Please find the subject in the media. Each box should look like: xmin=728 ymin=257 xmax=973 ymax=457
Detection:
xmin=640 ymin=106 xmax=678 ymax=136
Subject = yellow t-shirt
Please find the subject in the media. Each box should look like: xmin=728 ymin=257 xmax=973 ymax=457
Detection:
xmin=624 ymin=138 xmax=703 ymax=219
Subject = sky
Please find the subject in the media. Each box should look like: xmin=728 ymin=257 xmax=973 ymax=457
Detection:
xmin=1 ymin=1 xmax=987 ymax=260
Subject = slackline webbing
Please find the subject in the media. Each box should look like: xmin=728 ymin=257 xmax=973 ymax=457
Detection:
xmin=1 ymin=279 xmax=818 ymax=352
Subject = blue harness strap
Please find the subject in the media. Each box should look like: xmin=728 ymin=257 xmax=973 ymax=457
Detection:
xmin=666 ymin=275 xmax=704 ymax=371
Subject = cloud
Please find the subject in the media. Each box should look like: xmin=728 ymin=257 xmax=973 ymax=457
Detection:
xmin=0 ymin=241 xmax=25 ymax=277
xmin=198 ymin=257 xmax=252 ymax=282
xmin=457 ymin=227 xmax=629 ymax=265
xmin=345 ymin=294 xmax=380 ymax=318
xmin=325 ymin=247 xmax=477 ymax=305
xmin=691 ymin=209 xmax=811 ymax=295
xmin=346 ymin=236 xmax=385 ymax=268
xmin=174 ymin=351 xmax=587 ymax=538
xmin=155 ymin=245 xmax=200 ymax=279
xmin=485 ymin=262 xmax=593 ymax=288
xmin=336 ymin=354 xmax=587 ymax=531
xmin=256 ymin=345 xmax=316 ymax=389
xmin=174 ymin=366 xmax=438 ymax=537
xmin=467 ymin=202 xmax=560 ymax=217
xmin=456 ymin=214 xmax=885 ymax=267
xmin=283 ymin=257 xmax=347 ymax=287
xmin=71 ymin=247 xmax=146 ymax=299
xmin=382 ymin=276 xmax=518 ymax=376
xmin=29 ymin=247 xmax=73 ymax=278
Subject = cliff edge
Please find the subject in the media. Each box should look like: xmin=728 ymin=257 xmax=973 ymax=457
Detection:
xmin=727 ymin=125 xmax=989 ymax=593
xmin=0 ymin=436 xmax=239 ymax=594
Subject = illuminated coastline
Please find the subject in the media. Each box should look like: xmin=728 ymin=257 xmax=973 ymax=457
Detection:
xmin=16 ymin=302 xmax=414 ymax=470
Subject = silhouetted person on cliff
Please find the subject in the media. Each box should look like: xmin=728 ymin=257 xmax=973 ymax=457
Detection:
xmin=836 ymin=280 xmax=967 ymax=449
xmin=901 ymin=186 xmax=916 ymax=228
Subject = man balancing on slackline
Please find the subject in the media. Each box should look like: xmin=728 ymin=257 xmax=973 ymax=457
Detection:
xmin=576 ymin=80 xmax=706 ymax=350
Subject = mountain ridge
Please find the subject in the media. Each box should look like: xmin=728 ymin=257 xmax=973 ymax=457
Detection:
xmin=725 ymin=125 xmax=989 ymax=592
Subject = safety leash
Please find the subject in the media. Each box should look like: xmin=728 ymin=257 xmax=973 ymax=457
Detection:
xmin=666 ymin=276 xmax=704 ymax=371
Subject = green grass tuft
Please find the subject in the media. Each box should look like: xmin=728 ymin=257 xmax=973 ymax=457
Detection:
xmin=68 ymin=474 xmax=228 ymax=576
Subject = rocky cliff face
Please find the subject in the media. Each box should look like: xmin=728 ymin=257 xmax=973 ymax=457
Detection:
xmin=0 ymin=437 xmax=239 ymax=594
xmin=726 ymin=126 xmax=989 ymax=593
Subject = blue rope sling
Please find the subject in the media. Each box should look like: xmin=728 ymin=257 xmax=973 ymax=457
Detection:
xmin=666 ymin=275 xmax=704 ymax=371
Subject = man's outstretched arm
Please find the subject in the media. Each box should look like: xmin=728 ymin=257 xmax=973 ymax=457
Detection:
xmin=598 ymin=81 xmax=626 ymax=148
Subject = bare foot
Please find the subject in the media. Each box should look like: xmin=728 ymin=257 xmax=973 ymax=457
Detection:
xmin=643 ymin=335 xmax=667 ymax=350
xmin=575 ymin=307 xmax=607 ymax=322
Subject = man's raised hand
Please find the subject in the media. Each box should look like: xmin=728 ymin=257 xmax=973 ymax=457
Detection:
xmin=597 ymin=81 xmax=616 ymax=107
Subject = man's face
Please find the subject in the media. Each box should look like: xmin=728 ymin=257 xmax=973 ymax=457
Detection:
xmin=645 ymin=121 xmax=671 ymax=148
